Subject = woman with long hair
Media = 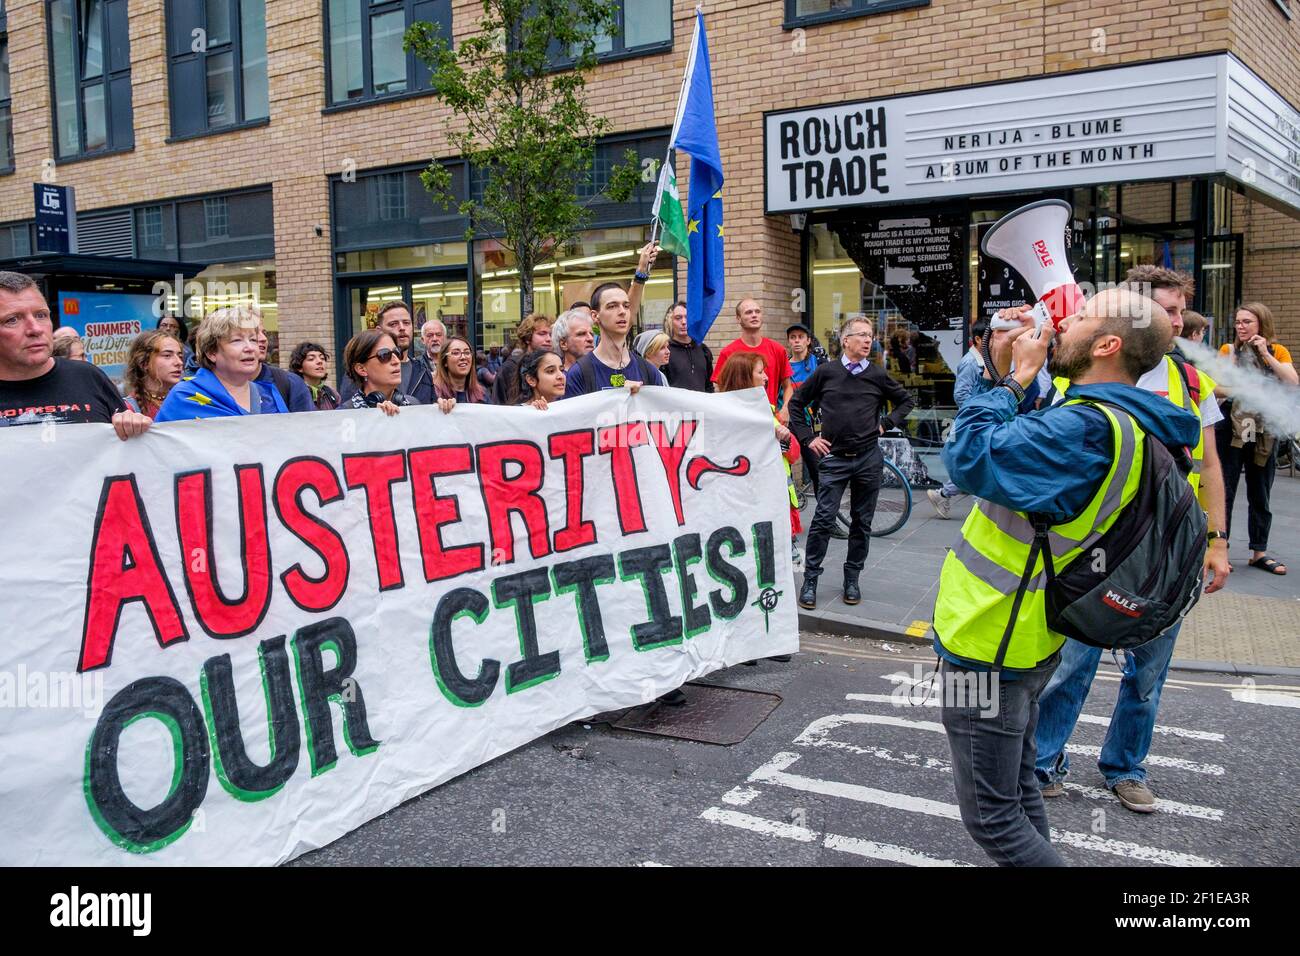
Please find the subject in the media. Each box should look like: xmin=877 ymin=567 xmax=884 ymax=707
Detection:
xmin=290 ymin=341 xmax=340 ymax=411
xmin=124 ymin=330 xmax=185 ymax=419
xmin=517 ymin=349 xmax=566 ymax=410
xmin=716 ymin=351 xmax=798 ymax=663
xmin=1215 ymin=302 xmax=1298 ymax=574
xmin=433 ymin=336 xmax=490 ymax=404
xmin=157 ymin=306 xmax=289 ymax=421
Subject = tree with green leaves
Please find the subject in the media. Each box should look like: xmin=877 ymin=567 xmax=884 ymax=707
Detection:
xmin=407 ymin=0 xmax=643 ymax=321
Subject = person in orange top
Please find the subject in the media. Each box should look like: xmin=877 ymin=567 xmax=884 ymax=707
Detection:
xmin=1215 ymin=302 xmax=1297 ymax=574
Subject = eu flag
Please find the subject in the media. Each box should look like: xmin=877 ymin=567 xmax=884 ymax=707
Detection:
xmin=670 ymin=12 xmax=724 ymax=344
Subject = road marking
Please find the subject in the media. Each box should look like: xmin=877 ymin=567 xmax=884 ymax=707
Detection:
xmin=1050 ymin=829 xmax=1220 ymax=867
xmin=721 ymin=786 xmax=762 ymax=806
xmin=904 ymin=620 xmax=931 ymax=637
xmin=851 ymin=690 xmax=1226 ymax=742
xmin=1230 ymin=689 xmax=1300 ymax=709
xmin=700 ymin=806 xmax=819 ymax=842
xmin=637 ymin=861 xmax=671 ymax=867
xmin=1064 ymin=744 xmax=1224 ymax=775
xmin=747 ymin=752 xmax=1220 ymax=866
xmin=700 ymin=807 xmax=971 ymax=867
xmin=1061 ymin=783 xmax=1223 ymax=822
xmin=793 ymin=714 xmax=1224 ymax=822
xmin=821 ymin=833 xmax=971 ymax=867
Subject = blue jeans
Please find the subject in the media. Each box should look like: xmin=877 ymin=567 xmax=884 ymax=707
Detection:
xmin=1033 ymin=624 xmax=1180 ymax=788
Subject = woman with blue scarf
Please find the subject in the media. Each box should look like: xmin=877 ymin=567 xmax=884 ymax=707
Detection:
xmin=156 ymin=306 xmax=289 ymax=421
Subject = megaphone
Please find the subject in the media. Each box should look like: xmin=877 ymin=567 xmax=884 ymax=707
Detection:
xmin=981 ymin=199 xmax=1086 ymax=332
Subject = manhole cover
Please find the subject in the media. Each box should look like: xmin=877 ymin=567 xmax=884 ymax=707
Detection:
xmin=610 ymin=683 xmax=783 ymax=745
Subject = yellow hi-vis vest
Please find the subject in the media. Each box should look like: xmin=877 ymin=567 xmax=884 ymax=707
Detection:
xmin=934 ymin=402 xmax=1144 ymax=669
xmin=1053 ymin=355 xmax=1214 ymax=496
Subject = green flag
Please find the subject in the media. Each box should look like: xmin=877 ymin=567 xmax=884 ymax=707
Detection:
xmin=652 ymin=161 xmax=691 ymax=260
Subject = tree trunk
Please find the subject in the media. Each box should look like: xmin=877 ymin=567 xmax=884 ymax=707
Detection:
xmin=517 ymin=242 xmax=535 ymax=321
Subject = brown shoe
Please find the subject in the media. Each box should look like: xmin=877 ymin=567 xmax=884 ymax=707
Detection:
xmin=1040 ymin=780 xmax=1066 ymax=798
xmin=1111 ymin=779 xmax=1157 ymax=813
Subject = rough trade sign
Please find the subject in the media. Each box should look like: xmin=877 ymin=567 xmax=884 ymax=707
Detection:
xmin=0 ymin=388 xmax=797 ymax=865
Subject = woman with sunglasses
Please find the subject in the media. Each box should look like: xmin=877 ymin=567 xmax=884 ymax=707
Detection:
xmin=517 ymin=349 xmax=567 ymax=410
xmin=340 ymin=329 xmax=417 ymax=416
xmin=433 ymin=336 xmax=491 ymax=404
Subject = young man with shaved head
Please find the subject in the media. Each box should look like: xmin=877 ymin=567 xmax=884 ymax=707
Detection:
xmin=711 ymin=297 xmax=794 ymax=421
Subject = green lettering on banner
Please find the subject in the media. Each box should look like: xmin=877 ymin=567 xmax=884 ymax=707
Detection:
xmin=291 ymin=618 xmax=380 ymax=777
xmin=429 ymin=588 xmax=500 ymax=707
xmin=673 ymin=533 xmax=712 ymax=639
xmin=551 ymin=555 xmax=617 ymax=664
xmin=619 ymin=544 xmax=684 ymax=652
xmin=705 ymin=526 xmax=749 ymax=620
xmin=494 ymin=568 xmax=560 ymax=695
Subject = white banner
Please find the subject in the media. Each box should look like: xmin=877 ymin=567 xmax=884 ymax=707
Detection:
xmin=0 ymin=387 xmax=797 ymax=865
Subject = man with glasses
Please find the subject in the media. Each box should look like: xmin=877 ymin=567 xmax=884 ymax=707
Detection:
xmin=788 ymin=316 xmax=914 ymax=610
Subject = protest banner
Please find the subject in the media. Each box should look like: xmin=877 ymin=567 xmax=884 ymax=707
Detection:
xmin=0 ymin=387 xmax=797 ymax=865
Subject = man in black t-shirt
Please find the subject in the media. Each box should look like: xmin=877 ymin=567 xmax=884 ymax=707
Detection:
xmin=0 ymin=271 xmax=151 ymax=439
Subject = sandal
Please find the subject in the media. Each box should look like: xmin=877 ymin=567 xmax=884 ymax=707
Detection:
xmin=1248 ymin=556 xmax=1288 ymax=575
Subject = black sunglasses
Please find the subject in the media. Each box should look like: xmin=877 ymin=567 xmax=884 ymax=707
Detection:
xmin=367 ymin=347 xmax=400 ymax=364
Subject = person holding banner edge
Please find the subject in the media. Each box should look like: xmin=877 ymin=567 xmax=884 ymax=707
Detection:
xmin=0 ymin=270 xmax=152 ymax=439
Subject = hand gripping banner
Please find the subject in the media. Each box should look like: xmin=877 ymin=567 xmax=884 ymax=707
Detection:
xmin=0 ymin=387 xmax=797 ymax=865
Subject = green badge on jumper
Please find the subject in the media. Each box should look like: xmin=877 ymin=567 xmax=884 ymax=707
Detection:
xmin=610 ymin=374 xmax=626 ymax=387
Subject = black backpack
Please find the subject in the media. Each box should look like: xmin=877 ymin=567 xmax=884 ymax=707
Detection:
xmin=995 ymin=402 xmax=1206 ymax=665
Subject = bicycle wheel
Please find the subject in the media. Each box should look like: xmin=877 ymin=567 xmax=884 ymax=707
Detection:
xmin=863 ymin=458 xmax=912 ymax=537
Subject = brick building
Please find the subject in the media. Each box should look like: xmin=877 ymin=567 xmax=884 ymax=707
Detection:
xmin=0 ymin=0 xmax=1296 ymax=401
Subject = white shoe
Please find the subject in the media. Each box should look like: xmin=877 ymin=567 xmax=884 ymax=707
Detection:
xmin=791 ymin=543 xmax=804 ymax=571
xmin=927 ymin=488 xmax=953 ymax=519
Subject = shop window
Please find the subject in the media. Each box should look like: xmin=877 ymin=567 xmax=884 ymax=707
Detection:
xmin=325 ymin=0 xmax=451 ymax=107
xmin=551 ymin=0 xmax=672 ymax=64
xmin=475 ymin=225 xmax=673 ymax=349
xmin=784 ymin=0 xmax=929 ymax=29
xmin=178 ymin=189 xmax=273 ymax=262
xmin=47 ymin=0 xmax=134 ymax=160
xmin=0 ymin=220 xmax=32 ymax=258
xmin=0 ymin=12 xmax=13 ymax=174
xmin=336 ymin=242 xmax=468 ymax=273
xmin=332 ymin=162 xmax=469 ymax=250
xmin=166 ymin=0 xmax=269 ymax=139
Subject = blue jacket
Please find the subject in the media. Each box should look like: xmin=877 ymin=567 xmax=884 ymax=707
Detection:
xmin=156 ymin=368 xmax=290 ymax=421
xmin=256 ymin=363 xmax=316 ymax=413
xmin=942 ymin=377 xmax=1202 ymax=524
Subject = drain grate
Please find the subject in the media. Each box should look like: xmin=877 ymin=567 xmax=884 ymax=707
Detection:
xmin=610 ymin=683 xmax=783 ymax=745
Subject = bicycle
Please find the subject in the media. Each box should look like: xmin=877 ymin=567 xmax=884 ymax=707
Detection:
xmin=795 ymin=456 xmax=913 ymax=537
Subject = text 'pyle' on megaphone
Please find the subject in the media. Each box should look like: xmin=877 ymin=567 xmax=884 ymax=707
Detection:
xmin=981 ymin=199 xmax=1086 ymax=333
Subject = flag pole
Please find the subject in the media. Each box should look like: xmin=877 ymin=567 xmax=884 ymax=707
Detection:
xmin=654 ymin=9 xmax=702 ymax=247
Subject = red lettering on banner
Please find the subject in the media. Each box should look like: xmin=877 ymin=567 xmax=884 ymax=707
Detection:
xmin=645 ymin=418 xmax=699 ymax=526
xmin=409 ymin=444 xmax=484 ymax=582
xmin=80 ymin=476 xmax=189 ymax=672
xmin=548 ymin=429 xmax=597 ymax=552
xmin=477 ymin=441 xmax=551 ymax=565
xmin=273 ymin=457 xmax=351 ymax=612
xmin=598 ymin=422 xmax=649 ymax=535
xmin=175 ymin=465 xmax=273 ymax=638
xmin=342 ymin=452 xmax=409 ymax=592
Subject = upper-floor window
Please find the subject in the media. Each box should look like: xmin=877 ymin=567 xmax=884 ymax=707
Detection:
xmin=551 ymin=0 xmax=672 ymax=64
xmin=325 ymin=0 xmax=450 ymax=107
xmin=0 ymin=4 xmax=13 ymax=173
xmin=784 ymin=0 xmax=929 ymax=29
xmin=166 ymin=0 xmax=269 ymax=139
xmin=47 ymin=0 xmax=134 ymax=160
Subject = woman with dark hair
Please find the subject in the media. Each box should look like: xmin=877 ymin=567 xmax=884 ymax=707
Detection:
xmin=341 ymin=329 xmax=415 ymax=415
xmin=290 ymin=341 xmax=340 ymax=411
xmin=716 ymin=350 xmax=798 ymax=663
xmin=158 ymin=313 xmax=195 ymax=370
xmin=1215 ymin=302 xmax=1298 ymax=575
xmin=517 ymin=349 xmax=566 ymax=410
xmin=124 ymin=330 xmax=185 ymax=418
xmin=434 ymin=336 xmax=491 ymax=404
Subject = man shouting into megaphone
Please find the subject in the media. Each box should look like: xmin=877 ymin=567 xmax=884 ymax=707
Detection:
xmin=931 ymin=288 xmax=1203 ymax=867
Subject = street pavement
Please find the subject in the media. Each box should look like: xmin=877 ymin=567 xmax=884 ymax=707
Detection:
xmin=294 ymin=634 xmax=1300 ymax=867
xmin=795 ymin=470 xmax=1300 ymax=673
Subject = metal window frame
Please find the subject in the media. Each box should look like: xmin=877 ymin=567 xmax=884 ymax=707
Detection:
xmin=549 ymin=0 xmax=673 ymax=68
xmin=0 ymin=14 xmax=12 ymax=175
xmin=323 ymin=0 xmax=446 ymax=108
xmin=782 ymin=0 xmax=930 ymax=30
xmin=164 ymin=0 xmax=261 ymax=136
xmin=45 ymin=0 xmax=132 ymax=161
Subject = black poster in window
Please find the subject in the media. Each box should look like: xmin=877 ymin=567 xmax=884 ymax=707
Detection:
xmin=828 ymin=209 xmax=966 ymax=332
